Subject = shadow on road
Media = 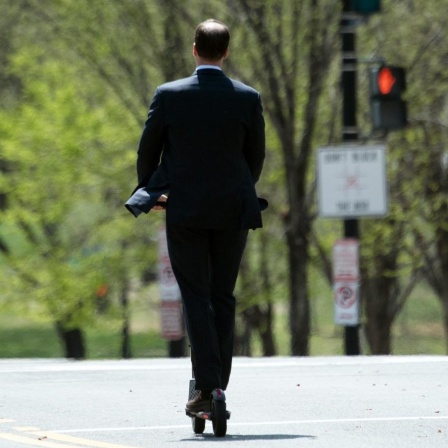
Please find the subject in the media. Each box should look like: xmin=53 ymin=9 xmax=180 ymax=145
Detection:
xmin=180 ymin=433 xmax=316 ymax=442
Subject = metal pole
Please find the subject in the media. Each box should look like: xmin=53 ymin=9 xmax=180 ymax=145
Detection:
xmin=341 ymin=0 xmax=361 ymax=355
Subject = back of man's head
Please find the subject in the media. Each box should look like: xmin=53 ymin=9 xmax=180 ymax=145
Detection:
xmin=194 ymin=19 xmax=230 ymax=61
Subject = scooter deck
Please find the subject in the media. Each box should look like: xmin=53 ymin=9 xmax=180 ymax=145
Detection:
xmin=185 ymin=410 xmax=231 ymax=420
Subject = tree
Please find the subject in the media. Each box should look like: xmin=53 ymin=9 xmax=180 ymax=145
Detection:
xmin=0 ymin=0 xmax=156 ymax=357
xmin=4 ymin=0 xmax=448 ymax=359
xmin=1 ymin=0 xmax=344 ymax=358
xmin=225 ymin=0 xmax=340 ymax=355
xmin=353 ymin=0 xmax=448 ymax=353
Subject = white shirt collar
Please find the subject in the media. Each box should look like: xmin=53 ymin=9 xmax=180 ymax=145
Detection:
xmin=196 ymin=65 xmax=222 ymax=71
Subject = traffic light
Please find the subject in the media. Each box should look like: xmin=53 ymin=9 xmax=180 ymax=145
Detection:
xmin=369 ymin=65 xmax=407 ymax=131
xmin=351 ymin=0 xmax=381 ymax=14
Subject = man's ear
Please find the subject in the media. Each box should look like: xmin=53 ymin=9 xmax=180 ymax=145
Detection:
xmin=193 ymin=43 xmax=198 ymax=56
xmin=223 ymin=48 xmax=229 ymax=60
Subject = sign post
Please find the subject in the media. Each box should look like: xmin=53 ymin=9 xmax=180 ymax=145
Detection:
xmin=340 ymin=0 xmax=361 ymax=355
xmin=317 ymin=144 xmax=389 ymax=353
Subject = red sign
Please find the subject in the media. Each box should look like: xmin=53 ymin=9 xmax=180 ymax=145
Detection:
xmin=158 ymin=227 xmax=183 ymax=340
xmin=333 ymin=239 xmax=359 ymax=282
xmin=160 ymin=301 xmax=183 ymax=340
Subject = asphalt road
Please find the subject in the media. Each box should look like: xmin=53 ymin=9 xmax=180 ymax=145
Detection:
xmin=0 ymin=356 xmax=447 ymax=447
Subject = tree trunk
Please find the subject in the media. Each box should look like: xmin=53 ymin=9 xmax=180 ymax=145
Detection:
xmin=120 ymin=278 xmax=132 ymax=359
xmin=436 ymin=226 xmax=448 ymax=355
xmin=442 ymin=300 xmax=448 ymax=355
xmin=234 ymin=238 xmax=277 ymax=356
xmin=234 ymin=312 xmax=252 ymax=356
xmin=243 ymin=304 xmax=276 ymax=356
xmin=256 ymin=230 xmax=276 ymax=356
xmin=362 ymin=255 xmax=398 ymax=355
xmin=285 ymin=212 xmax=310 ymax=356
xmin=168 ymin=311 xmax=187 ymax=358
xmin=56 ymin=323 xmax=85 ymax=359
xmin=363 ymin=292 xmax=393 ymax=355
xmin=421 ymin=222 xmax=448 ymax=355
xmin=257 ymin=303 xmax=276 ymax=356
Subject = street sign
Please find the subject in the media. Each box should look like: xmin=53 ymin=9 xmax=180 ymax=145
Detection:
xmin=333 ymin=239 xmax=360 ymax=325
xmin=317 ymin=145 xmax=388 ymax=218
xmin=158 ymin=227 xmax=183 ymax=340
xmin=333 ymin=238 xmax=359 ymax=282
xmin=160 ymin=301 xmax=184 ymax=340
xmin=334 ymin=282 xmax=360 ymax=325
xmin=158 ymin=228 xmax=182 ymax=302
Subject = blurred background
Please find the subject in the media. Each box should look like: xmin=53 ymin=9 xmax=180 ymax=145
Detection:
xmin=1 ymin=0 xmax=447 ymax=359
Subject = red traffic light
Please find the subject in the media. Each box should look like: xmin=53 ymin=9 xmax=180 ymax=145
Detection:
xmin=369 ymin=65 xmax=407 ymax=131
xmin=378 ymin=67 xmax=396 ymax=95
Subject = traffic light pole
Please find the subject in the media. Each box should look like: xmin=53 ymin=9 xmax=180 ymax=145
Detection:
xmin=341 ymin=0 xmax=361 ymax=355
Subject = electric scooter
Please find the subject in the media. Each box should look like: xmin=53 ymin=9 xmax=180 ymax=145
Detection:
xmin=186 ymin=353 xmax=230 ymax=437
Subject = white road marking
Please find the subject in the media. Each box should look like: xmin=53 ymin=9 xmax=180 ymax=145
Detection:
xmin=50 ymin=415 xmax=448 ymax=433
xmin=0 ymin=356 xmax=447 ymax=374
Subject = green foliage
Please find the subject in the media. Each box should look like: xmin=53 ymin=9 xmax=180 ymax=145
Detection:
xmin=1 ymin=0 xmax=448 ymax=357
xmin=0 ymin=13 xmax=146 ymax=328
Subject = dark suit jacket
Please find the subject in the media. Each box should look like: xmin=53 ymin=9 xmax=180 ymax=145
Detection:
xmin=125 ymin=68 xmax=266 ymax=229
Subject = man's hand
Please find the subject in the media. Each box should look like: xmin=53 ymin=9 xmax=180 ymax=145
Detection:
xmin=153 ymin=194 xmax=168 ymax=211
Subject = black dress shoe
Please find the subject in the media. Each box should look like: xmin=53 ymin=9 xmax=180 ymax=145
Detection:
xmin=186 ymin=390 xmax=212 ymax=412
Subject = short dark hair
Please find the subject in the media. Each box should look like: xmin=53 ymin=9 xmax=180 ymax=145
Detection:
xmin=194 ymin=19 xmax=230 ymax=61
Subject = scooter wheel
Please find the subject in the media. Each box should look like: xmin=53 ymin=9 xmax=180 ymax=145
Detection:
xmin=211 ymin=400 xmax=227 ymax=437
xmin=191 ymin=416 xmax=205 ymax=434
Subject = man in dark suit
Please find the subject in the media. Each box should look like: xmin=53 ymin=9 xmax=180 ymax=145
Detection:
xmin=133 ymin=19 xmax=265 ymax=412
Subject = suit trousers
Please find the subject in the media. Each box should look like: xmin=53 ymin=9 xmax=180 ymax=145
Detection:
xmin=166 ymin=224 xmax=248 ymax=391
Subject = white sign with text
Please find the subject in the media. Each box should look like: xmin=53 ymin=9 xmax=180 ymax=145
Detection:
xmin=317 ymin=145 xmax=388 ymax=218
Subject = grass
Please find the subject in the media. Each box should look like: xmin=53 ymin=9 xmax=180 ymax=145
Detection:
xmin=0 ymin=313 xmax=168 ymax=359
xmin=0 ymin=324 xmax=62 ymax=358
xmin=250 ymin=279 xmax=447 ymax=356
xmin=0 ymin=281 xmax=446 ymax=359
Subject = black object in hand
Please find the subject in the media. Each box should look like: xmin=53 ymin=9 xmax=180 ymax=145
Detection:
xmin=155 ymin=200 xmax=167 ymax=209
